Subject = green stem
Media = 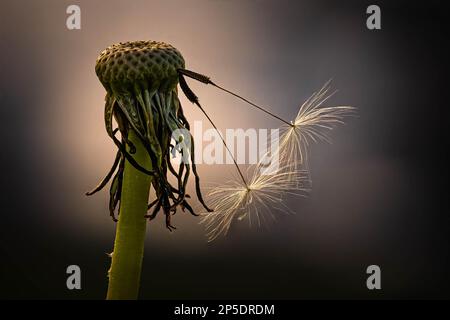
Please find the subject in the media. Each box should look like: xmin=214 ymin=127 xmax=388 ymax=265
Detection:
xmin=106 ymin=130 xmax=152 ymax=300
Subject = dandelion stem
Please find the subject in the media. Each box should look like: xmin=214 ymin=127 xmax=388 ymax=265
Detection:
xmin=106 ymin=129 xmax=152 ymax=300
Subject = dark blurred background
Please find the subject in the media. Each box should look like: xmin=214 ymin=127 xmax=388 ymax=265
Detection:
xmin=0 ymin=0 xmax=448 ymax=299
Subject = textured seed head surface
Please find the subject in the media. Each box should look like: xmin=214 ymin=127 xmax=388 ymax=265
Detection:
xmin=95 ymin=40 xmax=185 ymax=92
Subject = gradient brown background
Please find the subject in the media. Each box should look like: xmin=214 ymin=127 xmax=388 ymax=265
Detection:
xmin=0 ymin=0 xmax=448 ymax=299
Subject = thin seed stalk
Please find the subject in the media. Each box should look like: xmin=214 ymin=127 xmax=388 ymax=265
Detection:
xmin=106 ymin=129 xmax=152 ymax=300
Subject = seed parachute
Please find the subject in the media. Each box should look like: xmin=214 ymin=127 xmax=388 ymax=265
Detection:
xmin=177 ymin=70 xmax=355 ymax=240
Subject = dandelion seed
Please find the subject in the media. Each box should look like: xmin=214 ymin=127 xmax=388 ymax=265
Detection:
xmin=179 ymin=69 xmax=355 ymax=240
xmin=179 ymin=69 xmax=355 ymax=168
xmin=201 ymin=163 xmax=309 ymax=241
xmin=278 ymin=80 xmax=356 ymax=169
